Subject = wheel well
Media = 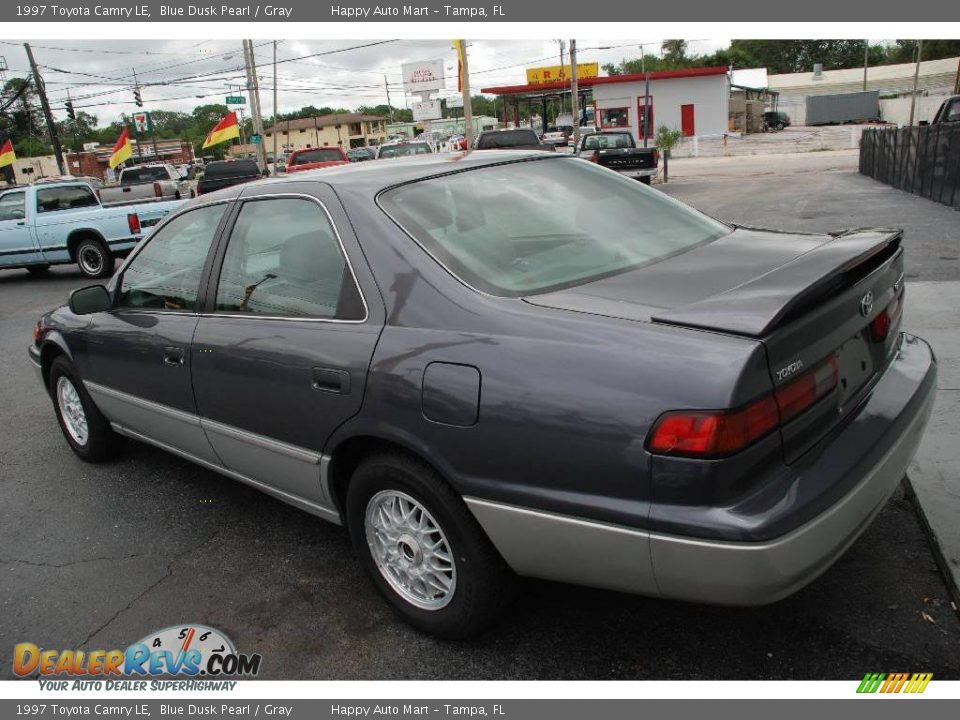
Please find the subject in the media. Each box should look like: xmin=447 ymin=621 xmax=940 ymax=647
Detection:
xmin=39 ymin=342 xmax=66 ymax=391
xmin=328 ymin=435 xmax=443 ymax=518
xmin=67 ymin=230 xmax=106 ymax=262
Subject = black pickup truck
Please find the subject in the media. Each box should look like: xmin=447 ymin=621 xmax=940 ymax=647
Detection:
xmin=474 ymin=129 xmax=555 ymax=152
xmin=576 ymin=130 xmax=659 ymax=184
xmin=196 ymin=159 xmax=264 ymax=196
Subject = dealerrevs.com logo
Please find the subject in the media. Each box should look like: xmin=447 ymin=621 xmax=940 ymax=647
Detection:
xmin=14 ymin=625 xmax=262 ymax=690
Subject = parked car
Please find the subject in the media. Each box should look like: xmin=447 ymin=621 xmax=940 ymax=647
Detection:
xmin=474 ymin=128 xmax=555 ymax=151
xmin=922 ymin=95 xmax=960 ymax=125
xmin=576 ymin=130 xmax=659 ymax=184
xmin=195 ymin=159 xmax=263 ymax=196
xmin=100 ymin=164 xmax=193 ymax=206
xmin=30 ymin=152 xmax=935 ymax=639
xmin=377 ymin=142 xmax=433 ymax=159
xmin=347 ymin=147 xmax=377 ymax=162
xmin=764 ymin=111 xmax=792 ymax=131
xmin=285 ymin=147 xmax=350 ymax=173
xmin=542 ymin=128 xmax=570 ymax=147
xmin=0 ymin=181 xmax=180 ymax=278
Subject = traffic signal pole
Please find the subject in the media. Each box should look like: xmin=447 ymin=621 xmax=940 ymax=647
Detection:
xmin=24 ymin=43 xmax=66 ymax=175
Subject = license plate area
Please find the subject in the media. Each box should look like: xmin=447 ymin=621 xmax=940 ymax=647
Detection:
xmin=836 ymin=332 xmax=874 ymax=404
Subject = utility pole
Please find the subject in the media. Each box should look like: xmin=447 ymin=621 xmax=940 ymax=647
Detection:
xmin=556 ymin=40 xmax=567 ymax=114
xmin=242 ymin=39 xmax=269 ymax=170
xmin=384 ymin=75 xmax=395 ymax=123
xmin=863 ymin=41 xmax=869 ymax=92
xmin=458 ymin=40 xmax=474 ymax=149
xmin=24 ymin=43 xmax=65 ymax=175
xmin=272 ymin=40 xmax=278 ymax=174
xmin=570 ymin=39 xmax=580 ymax=148
xmin=908 ymin=40 xmax=924 ymax=127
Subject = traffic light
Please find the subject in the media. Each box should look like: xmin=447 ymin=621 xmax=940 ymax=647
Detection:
xmin=133 ymin=87 xmax=143 ymax=107
xmin=65 ymin=100 xmax=75 ymax=120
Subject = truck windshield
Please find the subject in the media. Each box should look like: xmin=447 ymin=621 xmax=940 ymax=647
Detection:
xmin=379 ymin=157 xmax=730 ymax=297
xmin=583 ymin=133 xmax=634 ymax=149
xmin=121 ymin=167 xmax=171 ymax=184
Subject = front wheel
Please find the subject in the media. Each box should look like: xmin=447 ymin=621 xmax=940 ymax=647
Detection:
xmin=346 ymin=452 xmax=513 ymax=639
xmin=48 ymin=356 xmax=123 ymax=462
xmin=75 ymin=237 xmax=115 ymax=279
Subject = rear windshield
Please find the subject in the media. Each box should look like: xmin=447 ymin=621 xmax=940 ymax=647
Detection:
xmin=290 ymin=149 xmax=344 ymax=164
xmin=379 ymin=157 xmax=730 ymax=297
xmin=121 ymin=167 xmax=170 ymax=184
xmin=582 ymin=133 xmax=634 ymax=149
xmin=202 ymin=161 xmax=260 ymax=179
xmin=477 ymin=130 xmax=539 ymax=148
xmin=379 ymin=144 xmax=432 ymax=159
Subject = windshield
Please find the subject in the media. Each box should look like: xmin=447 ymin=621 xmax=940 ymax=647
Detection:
xmin=583 ymin=133 xmax=634 ymax=149
xmin=121 ymin=167 xmax=170 ymax=184
xmin=379 ymin=144 xmax=432 ymax=159
xmin=379 ymin=157 xmax=730 ymax=297
xmin=291 ymin=149 xmax=344 ymax=164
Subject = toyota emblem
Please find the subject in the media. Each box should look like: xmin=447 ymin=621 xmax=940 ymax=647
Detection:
xmin=860 ymin=291 xmax=874 ymax=317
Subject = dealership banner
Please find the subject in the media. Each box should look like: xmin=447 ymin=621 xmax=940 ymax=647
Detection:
xmin=2 ymin=0 xmax=957 ymax=22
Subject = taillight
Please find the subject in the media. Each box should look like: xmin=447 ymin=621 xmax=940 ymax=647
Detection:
xmin=774 ymin=356 xmax=838 ymax=424
xmin=648 ymin=355 xmax=839 ymax=459
xmin=590 ymin=150 xmax=599 ymax=163
xmin=872 ymin=285 xmax=904 ymax=343
xmin=32 ymin=318 xmax=45 ymax=345
xmin=648 ymin=395 xmax=779 ymax=458
xmin=153 ymin=182 xmax=162 ymax=198
xmin=652 ymin=149 xmax=660 ymax=165
xmin=127 ymin=213 xmax=141 ymax=235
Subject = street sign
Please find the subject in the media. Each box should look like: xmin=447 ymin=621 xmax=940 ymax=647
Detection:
xmin=412 ymin=99 xmax=442 ymax=122
xmin=250 ymin=134 xmax=262 ymax=145
xmin=132 ymin=111 xmax=152 ymax=134
xmin=402 ymin=60 xmax=445 ymax=94
xmin=444 ymin=94 xmax=464 ymax=109
xmin=226 ymin=95 xmax=246 ymax=105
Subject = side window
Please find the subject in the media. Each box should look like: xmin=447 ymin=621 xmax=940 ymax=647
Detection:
xmin=946 ymin=99 xmax=960 ymax=123
xmin=35 ymin=185 xmax=98 ymax=213
xmin=0 ymin=191 xmax=26 ymax=221
xmin=214 ymin=198 xmax=363 ymax=320
xmin=118 ymin=203 xmax=226 ymax=311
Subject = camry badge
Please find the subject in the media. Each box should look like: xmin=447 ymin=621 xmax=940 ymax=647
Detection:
xmin=860 ymin=291 xmax=874 ymax=317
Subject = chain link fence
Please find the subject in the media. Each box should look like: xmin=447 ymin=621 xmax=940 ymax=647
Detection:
xmin=860 ymin=124 xmax=960 ymax=209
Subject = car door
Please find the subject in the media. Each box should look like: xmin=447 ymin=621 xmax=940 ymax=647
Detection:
xmin=0 ymin=190 xmax=41 ymax=266
xmin=78 ymin=201 xmax=231 ymax=463
xmin=190 ymin=185 xmax=382 ymax=508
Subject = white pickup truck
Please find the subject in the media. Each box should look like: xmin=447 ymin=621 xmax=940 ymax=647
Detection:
xmin=0 ymin=180 xmax=182 ymax=278
xmin=99 ymin=164 xmax=193 ymax=206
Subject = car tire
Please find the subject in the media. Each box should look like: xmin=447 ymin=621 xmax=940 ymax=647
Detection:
xmin=27 ymin=264 xmax=51 ymax=275
xmin=640 ymin=176 xmax=652 ymax=185
xmin=346 ymin=452 xmax=514 ymax=639
xmin=775 ymin=122 xmax=784 ymax=131
xmin=175 ymin=190 xmax=182 ymax=200
xmin=48 ymin=356 xmax=123 ymax=462
xmin=75 ymin=237 xmax=114 ymax=279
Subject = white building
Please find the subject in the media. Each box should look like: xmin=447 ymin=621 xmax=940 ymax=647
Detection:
xmin=483 ymin=66 xmax=730 ymax=142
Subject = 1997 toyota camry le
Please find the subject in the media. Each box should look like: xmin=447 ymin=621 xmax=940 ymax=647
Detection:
xmin=29 ymin=151 xmax=936 ymax=638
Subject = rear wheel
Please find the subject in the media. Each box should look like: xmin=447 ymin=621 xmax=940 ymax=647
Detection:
xmin=75 ymin=237 xmax=114 ymax=279
xmin=48 ymin=356 xmax=123 ymax=462
xmin=640 ymin=176 xmax=652 ymax=185
xmin=26 ymin=264 xmax=50 ymax=275
xmin=346 ymin=452 xmax=513 ymax=639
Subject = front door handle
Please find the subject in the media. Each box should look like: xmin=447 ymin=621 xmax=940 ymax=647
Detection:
xmin=162 ymin=346 xmax=185 ymax=367
xmin=312 ymin=367 xmax=350 ymax=394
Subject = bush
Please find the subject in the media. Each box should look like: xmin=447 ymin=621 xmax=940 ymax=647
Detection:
xmin=655 ymin=125 xmax=684 ymax=157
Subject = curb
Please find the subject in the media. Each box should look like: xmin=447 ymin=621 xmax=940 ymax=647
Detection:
xmin=904 ymin=474 xmax=960 ymax=618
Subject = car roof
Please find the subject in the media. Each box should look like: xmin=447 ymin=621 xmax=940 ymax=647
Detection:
xmin=248 ymin=149 xmax=563 ymax=194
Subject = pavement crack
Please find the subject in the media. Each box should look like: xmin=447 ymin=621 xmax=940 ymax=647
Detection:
xmin=0 ymin=553 xmax=148 ymax=569
xmin=76 ymin=532 xmax=221 ymax=650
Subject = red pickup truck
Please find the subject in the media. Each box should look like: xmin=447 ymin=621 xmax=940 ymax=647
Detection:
xmin=285 ymin=147 xmax=349 ymax=173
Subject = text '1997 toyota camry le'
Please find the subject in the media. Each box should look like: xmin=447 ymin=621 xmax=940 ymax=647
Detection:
xmin=29 ymin=151 xmax=936 ymax=638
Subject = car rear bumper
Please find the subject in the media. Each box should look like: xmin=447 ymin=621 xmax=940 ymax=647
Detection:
xmin=618 ymin=167 xmax=658 ymax=178
xmin=466 ymin=333 xmax=936 ymax=605
xmin=28 ymin=344 xmax=42 ymax=384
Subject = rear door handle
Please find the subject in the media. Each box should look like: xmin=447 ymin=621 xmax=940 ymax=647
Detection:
xmin=312 ymin=367 xmax=350 ymax=394
xmin=163 ymin=346 xmax=185 ymax=366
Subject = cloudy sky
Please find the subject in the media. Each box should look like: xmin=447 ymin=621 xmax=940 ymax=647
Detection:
xmin=2 ymin=38 xmax=730 ymax=125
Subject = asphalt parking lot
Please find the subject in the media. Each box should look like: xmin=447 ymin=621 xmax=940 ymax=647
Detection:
xmin=2 ymin=159 xmax=959 ymax=680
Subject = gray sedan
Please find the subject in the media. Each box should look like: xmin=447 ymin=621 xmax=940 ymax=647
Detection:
xmin=29 ymin=151 xmax=936 ymax=638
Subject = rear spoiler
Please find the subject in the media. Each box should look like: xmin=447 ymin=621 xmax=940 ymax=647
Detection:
xmin=650 ymin=228 xmax=903 ymax=337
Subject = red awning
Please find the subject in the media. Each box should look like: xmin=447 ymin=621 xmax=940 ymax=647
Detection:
xmin=481 ymin=66 xmax=729 ymax=96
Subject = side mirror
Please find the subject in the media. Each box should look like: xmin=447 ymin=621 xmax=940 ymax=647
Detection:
xmin=69 ymin=285 xmax=112 ymax=315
